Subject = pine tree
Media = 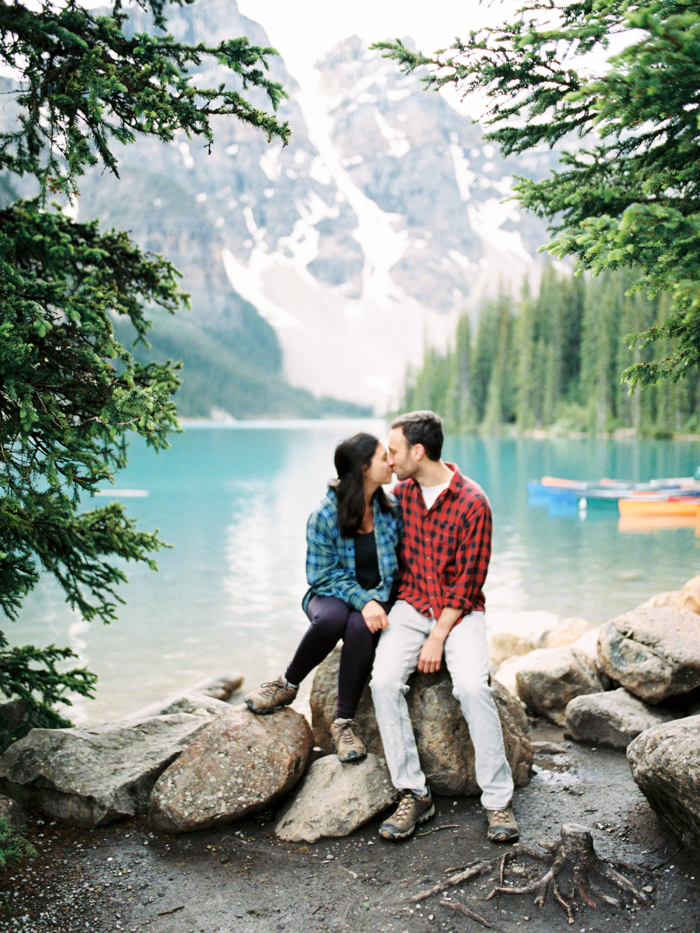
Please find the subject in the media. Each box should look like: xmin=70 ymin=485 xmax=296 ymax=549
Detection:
xmin=0 ymin=0 xmax=289 ymax=744
xmin=580 ymin=271 xmax=621 ymax=432
xmin=482 ymin=291 xmax=516 ymax=428
xmin=447 ymin=314 xmax=476 ymax=431
xmin=374 ymin=0 xmax=700 ymax=387
xmin=514 ymin=278 xmax=538 ymax=429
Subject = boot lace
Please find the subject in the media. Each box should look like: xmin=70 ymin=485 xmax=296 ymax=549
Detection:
xmin=259 ymin=679 xmax=285 ymax=698
xmin=490 ymin=808 xmax=511 ymax=826
xmin=335 ymin=720 xmax=356 ymax=747
xmin=394 ymin=790 xmax=418 ymax=819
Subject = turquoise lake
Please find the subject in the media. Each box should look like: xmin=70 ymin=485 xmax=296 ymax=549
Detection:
xmin=12 ymin=421 xmax=700 ymax=723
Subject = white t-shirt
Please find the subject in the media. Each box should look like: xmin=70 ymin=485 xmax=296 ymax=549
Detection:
xmin=420 ymin=480 xmax=450 ymax=511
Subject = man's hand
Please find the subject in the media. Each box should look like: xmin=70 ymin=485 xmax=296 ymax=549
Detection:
xmin=362 ymin=600 xmax=389 ymax=633
xmin=417 ymin=632 xmax=445 ymax=673
xmin=417 ymin=607 xmax=464 ymax=673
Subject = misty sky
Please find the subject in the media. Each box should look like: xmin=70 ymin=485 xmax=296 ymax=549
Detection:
xmin=235 ymin=0 xmax=518 ymax=78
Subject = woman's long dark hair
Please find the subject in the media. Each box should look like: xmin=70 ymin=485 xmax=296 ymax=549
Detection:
xmin=331 ymin=432 xmax=391 ymax=537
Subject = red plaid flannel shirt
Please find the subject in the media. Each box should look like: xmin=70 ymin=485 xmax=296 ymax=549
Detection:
xmin=393 ymin=463 xmax=492 ymax=621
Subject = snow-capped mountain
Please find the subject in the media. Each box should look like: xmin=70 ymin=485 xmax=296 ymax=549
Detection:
xmin=44 ymin=0 xmax=555 ymax=413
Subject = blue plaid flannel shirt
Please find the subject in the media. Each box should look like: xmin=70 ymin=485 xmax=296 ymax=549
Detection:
xmin=302 ymin=488 xmax=401 ymax=612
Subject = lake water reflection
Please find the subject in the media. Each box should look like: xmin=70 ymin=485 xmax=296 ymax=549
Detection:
xmin=12 ymin=421 xmax=700 ymax=723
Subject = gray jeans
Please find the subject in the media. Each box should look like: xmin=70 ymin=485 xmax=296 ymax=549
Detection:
xmin=370 ymin=600 xmax=514 ymax=810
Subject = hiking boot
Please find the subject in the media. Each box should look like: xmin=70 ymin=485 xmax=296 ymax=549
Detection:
xmin=330 ymin=719 xmax=366 ymax=762
xmin=245 ymin=677 xmax=297 ymax=714
xmin=379 ymin=789 xmax=435 ymax=840
xmin=486 ymin=803 xmax=519 ymax=842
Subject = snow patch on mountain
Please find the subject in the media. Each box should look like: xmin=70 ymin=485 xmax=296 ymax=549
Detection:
xmin=293 ymin=65 xmax=411 ymax=309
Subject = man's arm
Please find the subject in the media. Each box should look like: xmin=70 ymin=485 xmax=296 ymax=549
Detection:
xmin=417 ymin=606 xmax=463 ymax=673
xmin=440 ymin=491 xmax=492 ymax=614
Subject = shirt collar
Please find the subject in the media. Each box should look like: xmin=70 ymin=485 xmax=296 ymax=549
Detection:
xmin=407 ymin=462 xmax=462 ymax=497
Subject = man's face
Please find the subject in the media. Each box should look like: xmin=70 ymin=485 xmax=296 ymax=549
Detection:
xmin=387 ymin=427 xmax=419 ymax=481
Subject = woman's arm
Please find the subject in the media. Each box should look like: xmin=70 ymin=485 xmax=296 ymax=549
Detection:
xmin=305 ymin=501 xmax=370 ymax=611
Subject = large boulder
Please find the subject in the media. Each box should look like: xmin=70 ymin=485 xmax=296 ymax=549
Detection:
xmin=628 ymin=717 xmax=700 ymax=864
xmin=0 ymin=713 xmax=216 ymax=828
xmin=513 ymin=646 xmax=603 ymax=726
xmin=597 ymin=606 xmax=700 ymax=704
xmin=494 ymin=627 xmax=605 ymax=699
xmin=566 ymin=688 xmax=676 ymax=749
xmin=310 ymin=649 xmax=532 ymax=796
xmin=149 ymin=706 xmax=313 ymax=834
xmin=275 ymin=753 xmax=394 ymax=843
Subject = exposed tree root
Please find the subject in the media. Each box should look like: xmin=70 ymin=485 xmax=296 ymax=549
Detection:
xmin=413 ymin=823 xmax=651 ymax=924
xmin=440 ymin=898 xmax=494 ymax=928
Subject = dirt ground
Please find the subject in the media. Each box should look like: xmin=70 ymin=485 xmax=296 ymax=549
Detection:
xmin=2 ymin=720 xmax=699 ymax=933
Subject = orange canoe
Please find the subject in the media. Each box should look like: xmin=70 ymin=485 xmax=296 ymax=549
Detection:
xmin=618 ymin=497 xmax=700 ymax=517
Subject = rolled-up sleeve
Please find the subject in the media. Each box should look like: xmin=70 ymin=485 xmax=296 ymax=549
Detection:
xmin=442 ymin=494 xmax=492 ymax=614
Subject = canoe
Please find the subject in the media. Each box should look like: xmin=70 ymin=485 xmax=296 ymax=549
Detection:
xmin=531 ymin=475 xmax=700 ymax=509
xmin=618 ymin=497 xmax=700 ymax=517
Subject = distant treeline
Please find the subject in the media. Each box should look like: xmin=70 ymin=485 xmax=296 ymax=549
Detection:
xmin=403 ymin=265 xmax=700 ymax=436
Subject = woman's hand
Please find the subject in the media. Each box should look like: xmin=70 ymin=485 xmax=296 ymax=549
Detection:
xmin=362 ymin=600 xmax=389 ymax=633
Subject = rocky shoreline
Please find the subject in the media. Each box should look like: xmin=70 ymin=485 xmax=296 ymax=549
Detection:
xmin=1 ymin=719 xmax=698 ymax=933
xmin=2 ymin=579 xmax=700 ymax=930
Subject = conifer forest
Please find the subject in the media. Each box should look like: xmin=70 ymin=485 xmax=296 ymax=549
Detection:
xmin=403 ymin=264 xmax=700 ymax=437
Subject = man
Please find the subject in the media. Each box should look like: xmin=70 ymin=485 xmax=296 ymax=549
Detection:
xmin=370 ymin=410 xmax=518 ymax=843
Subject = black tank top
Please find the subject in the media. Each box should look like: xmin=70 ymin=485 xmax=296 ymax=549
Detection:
xmin=354 ymin=530 xmax=381 ymax=590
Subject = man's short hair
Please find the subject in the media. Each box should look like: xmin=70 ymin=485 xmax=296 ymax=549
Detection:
xmin=391 ymin=410 xmax=443 ymax=461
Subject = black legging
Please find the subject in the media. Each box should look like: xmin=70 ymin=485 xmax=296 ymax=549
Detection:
xmin=285 ymin=594 xmax=386 ymax=719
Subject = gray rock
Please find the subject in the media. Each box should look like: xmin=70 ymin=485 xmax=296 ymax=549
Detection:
xmin=310 ymin=648 xmax=532 ymax=796
xmin=275 ymin=753 xmax=395 ymax=842
xmin=125 ymin=673 xmax=244 ymax=719
xmin=0 ymin=714 xmax=216 ymax=829
xmin=149 ymin=706 xmax=313 ymax=834
xmin=597 ymin=606 xmax=700 ymax=704
xmin=628 ymin=717 xmax=700 ymax=863
xmin=0 ymin=794 xmax=26 ymax=829
xmin=566 ymin=688 xmax=676 ymax=749
xmin=157 ymin=694 xmax=232 ymax=718
xmin=514 ymin=646 xmax=603 ymax=726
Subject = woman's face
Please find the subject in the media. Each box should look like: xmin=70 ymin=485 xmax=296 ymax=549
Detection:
xmin=364 ymin=443 xmax=392 ymax=488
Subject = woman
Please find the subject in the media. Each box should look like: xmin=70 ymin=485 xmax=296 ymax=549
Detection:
xmin=245 ymin=432 xmax=401 ymax=762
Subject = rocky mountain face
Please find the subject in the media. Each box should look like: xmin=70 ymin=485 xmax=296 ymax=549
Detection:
xmin=4 ymin=0 xmax=556 ymax=415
